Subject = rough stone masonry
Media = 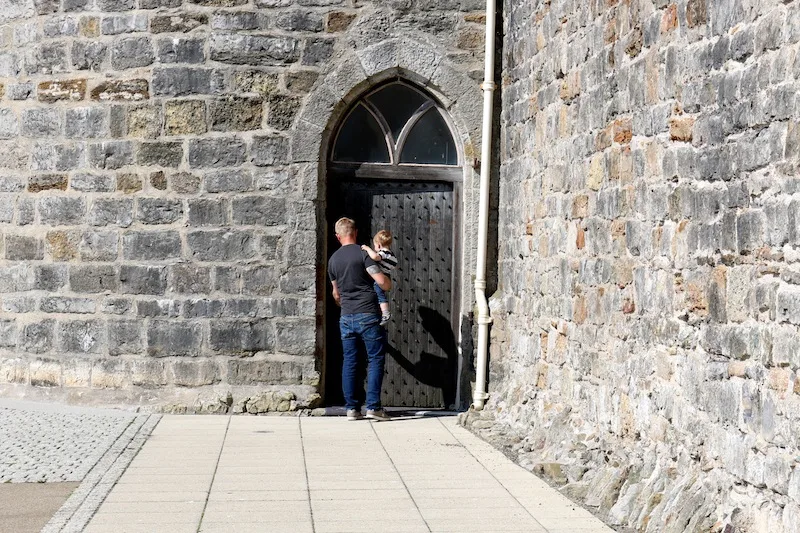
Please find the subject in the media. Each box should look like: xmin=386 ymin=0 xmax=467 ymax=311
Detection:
xmin=0 ymin=0 xmax=485 ymax=413
xmin=461 ymin=0 xmax=800 ymax=532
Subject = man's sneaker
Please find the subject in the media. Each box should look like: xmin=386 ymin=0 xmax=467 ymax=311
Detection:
xmin=380 ymin=314 xmax=391 ymax=326
xmin=346 ymin=409 xmax=364 ymax=421
xmin=366 ymin=409 xmax=392 ymax=421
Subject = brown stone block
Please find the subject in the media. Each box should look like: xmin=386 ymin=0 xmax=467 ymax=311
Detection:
xmin=165 ymin=100 xmax=207 ymax=136
xmin=661 ymin=4 xmax=678 ymax=34
xmin=464 ymin=13 xmax=486 ymax=24
xmin=38 ymin=80 xmax=87 ymax=103
xmin=573 ymin=295 xmax=587 ymax=324
xmin=604 ymin=18 xmax=616 ymax=45
xmin=325 ymin=11 xmax=356 ymax=32
xmin=127 ymin=105 xmax=162 ymax=138
xmin=91 ymin=79 xmax=149 ymax=102
xmin=91 ymin=359 xmax=129 ymax=389
xmin=686 ymin=0 xmax=708 ymax=28
xmin=767 ymin=368 xmax=791 ymax=396
xmin=457 ymin=27 xmax=484 ymax=50
xmin=669 ymin=116 xmax=695 ymax=142
xmin=572 ymin=195 xmax=589 ymax=218
xmin=0 ymin=358 xmax=28 ymax=384
xmin=0 ymin=84 xmax=5 ymax=99
xmin=576 ymin=227 xmax=585 ymax=249
xmin=63 ymin=359 xmax=91 ymax=387
xmin=150 ymin=171 xmax=167 ymax=190
xmin=234 ymin=70 xmax=280 ymax=96
xmin=613 ymin=117 xmax=633 ymax=144
xmin=559 ymin=70 xmax=580 ymax=101
xmin=80 ymin=16 xmax=100 ymax=38
xmin=47 ymin=230 xmax=80 ymax=261
xmin=29 ymin=174 xmax=68 ymax=192
xmin=625 ymin=27 xmax=643 ymax=57
xmin=117 ymin=173 xmax=142 ymax=193
xmin=595 ymin=124 xmax=612 ymax=151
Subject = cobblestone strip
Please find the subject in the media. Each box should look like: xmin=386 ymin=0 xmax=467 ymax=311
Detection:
xmin=42 ymin=414 xmax=162 ymax=533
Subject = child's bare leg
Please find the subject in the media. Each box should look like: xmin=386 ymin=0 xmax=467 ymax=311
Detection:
xmin=380 ymin=303 xmax=390 ymax=315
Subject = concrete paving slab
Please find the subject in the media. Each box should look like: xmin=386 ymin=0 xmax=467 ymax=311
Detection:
xmin=0 ymin=482 xmax=78 ymax=533
xmin=80 ymin=414 xmax=615 ymax=533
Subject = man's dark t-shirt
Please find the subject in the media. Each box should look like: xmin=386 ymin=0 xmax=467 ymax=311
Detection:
xmin=328 ymin=244 xmax=381 ymax=316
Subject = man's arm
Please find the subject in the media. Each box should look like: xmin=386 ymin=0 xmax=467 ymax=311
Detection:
xmin=367 ymin=265 xmax=391 ymax=291
xmin=331 ymin=280 xmax=341 ymax=306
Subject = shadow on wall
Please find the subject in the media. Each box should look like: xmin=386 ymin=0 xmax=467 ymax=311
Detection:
xmin=386 ymin=305 xmax=459 ymax=408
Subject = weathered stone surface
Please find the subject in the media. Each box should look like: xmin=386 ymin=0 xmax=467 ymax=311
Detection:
xmin=210 ymin=96 xmax=263 ymax=131
xmin=165 ymin=100 xmax=206 ymax=136
xmin=156 ymin=37 xmax=205 ymax=64
xmin=251 ymin=135 xmax=289 ymax=166
xmin=147 ymin=320 xmax=201 ymax=357
xmin=119 ymin=265 xmax=167 ymax=295
xmin=136 ymin=198 xmax=183 ymax=225
xmin=136 ymin=141 xmax=184 ymax=168
xmin=150 ymin=13 xmax=208 ymax=34
xmin=188 ymin=136 xmax=247 ymax=168
xmin=90 ymin=79 xmax=149 ymax=102
xmin=38 ymin=79 xmax=86 ymax=103
xmin=209 ymin=34 xmax=301 ymax=65
xmin=187 ymin=230 xmax=256 ymax=261
xmin=152 ymin=67 xmax=223 ymax=97
xmin=210 ymin=320 xmax=273 ymax=353
xmin=110 ymin=36 xmax=154 ymax=69
xmin=122 ymin=231 xmax=182 ymax=260
xmin=69 ymin=265 xmax=117 ymax=293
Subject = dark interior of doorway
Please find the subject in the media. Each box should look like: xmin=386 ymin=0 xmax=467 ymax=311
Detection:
xmin=325 ymin=179 xmax=458 ymax=409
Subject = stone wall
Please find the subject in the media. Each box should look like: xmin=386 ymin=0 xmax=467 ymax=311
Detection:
xmin=463 ymin=0 xmax=800 ymax=531
xmin=0 ymin=0 xmax=484 ymax=412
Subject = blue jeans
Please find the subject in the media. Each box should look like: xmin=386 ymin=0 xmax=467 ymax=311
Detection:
xmin=373 ymin=282 xmax=388 ymax=304
xmin=340 ymin=312 xmax=386 ymax=411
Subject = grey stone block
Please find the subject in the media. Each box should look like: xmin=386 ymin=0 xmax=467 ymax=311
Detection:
xmin=169 ymin=172 xmax=201 ymax=194
xmin=122 ymin=231 xmax=182 ymax=260
xmin=40 ymin=296 xmax=96 ymax=314
xmin=31 ymin=143 xmax=83 ymax=172
xmin=276 ymin=11 xmax=324 ymax=32
xmin=211 ymin=11 xmax=261 ymax=30
xmin=58 ymin=320 xmax=104 ymax=353
xmin=188 ymin=137 xmax=247 ymax=168
xmin=214 ymin=266 xmax=240 ymax=293
xmin=25 ymin=42 xmax=69 ymax=74
xmin=155 ymin=37 xmax=205 ymax=64
xmin=0 ymin=108 xmax=18 ymax=139
xmin=241 ymin=266 xmax=279 ymax=295
xmin=80 ymin=230 xmax=119 ymax=261
xmin=136 ymin=198 xmax=183 ymax=225
xmin=71 ymin=41 xmax=108 ymax=71
xmin=0 ymin=264 xmax=35 ymax=293
xmin=147 ymin=320 xmax=202 ymax=357
xmin=168 ymin=264 xmax=212 ymax=294
xmin=87 ymin=141 xmax=135 ymax=170
xmin=183 ymin=298 xmax=224 ymax=318
xmin=3 ymin=296 xmax=38 ymax=313
xmin=21 ymin=320 xmax=54 ymax=354
xmin=97 ymin=0 xmax=136 ymax=9
xmin=5 ymin=234 xmax=43 ymax=260
xmin=137 ymin=299 xmax=180 ymax=318
xmin=102 ymin=297 xmax=132 ymax=315
xmin=111 ymin=36 xmax=154 ymax=70
xmin=152 ymin=67 xmax=224 ymax=97
xmin=69 ymin=265 xmax=118 ymax=293
xmin=101 ymin=14 xmax=148 ymax=35
xmin=275 ymin=319 xmax=315 ymax=355
xmin=132 ymin=360 xmax=168 ymax=387
xmin=88 ymin=198 xmax=134 ymax=227
xmin=226 ymin=359 xmax=304 ymax=385
xmin=267 ymin=94 xmax=300 ymax=130
xmin=187 ymin=198 xmax=229 ymax=226
xmin=33 ymin=0 xmax=59 ymax=15
xmin=231 ymin=196 xmax=286 ymax=225
xmin=35 ymin=264 xmax=67 ymax=291
xmin=302 ymin=37 xmax=335 ymax=66
xmin=279 ymin=266 xmax=315 ymax=294
xmin=65 ymin=107 xmax=108 ymax=138
xmin=209 ymin=34 xmax=300 ymax=66
xmin=71 ymin=173 xmax=115 ymax=192
xmin=137 ymin=141 xmax=184 ymax=168
xmin=0 ymin=195 xmax=12 ymax=223
xmin=209 ymin=320 xmax=273 ymax=353
xmin=187 ymin=230 xmax=256 ymax=261
xmin=172 ymin=360 xmax=220 ymax=387
xmin=251 ymin=136 xmax=289 ymax=166
xmin=0 ymin=319 xmax=16 ymax=348
xmin=119 ymin=265 xmax=167 ymax=295
xmin=204 ymin=169 xmax=252 ymax=192
xmin=38 ymin=197 xmax=87 ymax=226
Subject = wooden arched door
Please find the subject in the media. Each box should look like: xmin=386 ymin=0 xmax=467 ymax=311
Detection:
xmin=324 ymin=81 xmax=462 ymax=409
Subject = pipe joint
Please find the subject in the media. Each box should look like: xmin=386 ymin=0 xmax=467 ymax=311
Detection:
xmin=476 ymin=315 xmax=493 ymax=325
xmin=474 ymin=279 xmax=487 ymax=290
xmin=480 ymin=81 xmax=497 ymax=92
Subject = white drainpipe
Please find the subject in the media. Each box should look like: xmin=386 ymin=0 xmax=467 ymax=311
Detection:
xmin=472 ymin=0 xmax=497 ymax=410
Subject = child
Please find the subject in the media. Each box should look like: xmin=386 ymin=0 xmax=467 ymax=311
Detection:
xmin=362 ymin=230 xmax=398 ymax=326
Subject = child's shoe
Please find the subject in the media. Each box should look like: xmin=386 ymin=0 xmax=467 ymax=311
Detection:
xmin=380 ymin=313 xmax=391 ymax=326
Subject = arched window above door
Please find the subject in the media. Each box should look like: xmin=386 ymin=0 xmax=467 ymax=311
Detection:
xmin=331 ymin=82 xmax=460 ymax=170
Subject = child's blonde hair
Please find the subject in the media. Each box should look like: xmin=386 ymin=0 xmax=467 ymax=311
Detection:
xmin=373 ymin=230 xmax=392 ymax=247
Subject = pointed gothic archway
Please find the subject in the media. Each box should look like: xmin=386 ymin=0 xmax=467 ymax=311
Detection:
xmin=324 ymin=79 xmax=464 ymax=409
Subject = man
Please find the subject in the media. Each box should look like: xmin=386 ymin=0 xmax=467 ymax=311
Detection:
xmin=328 ymin=217 xmax=392 ymax=421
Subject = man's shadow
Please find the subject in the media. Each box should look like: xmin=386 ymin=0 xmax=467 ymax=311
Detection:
xmin=386 ymin=305 xmax=458 ymax=409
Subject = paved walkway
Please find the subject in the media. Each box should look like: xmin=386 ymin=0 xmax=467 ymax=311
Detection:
xmin=83 ymin=414 xmax=613 ymax=533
